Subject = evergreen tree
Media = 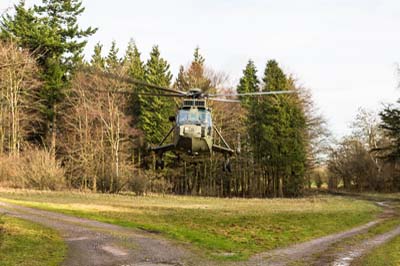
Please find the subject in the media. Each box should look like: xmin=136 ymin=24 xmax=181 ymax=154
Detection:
xmin=262 ymin=60 xmax=288 ymax=92
xmin=139 ymin=46 xmax=174 ymax=144
xmin=174 ymin=47 xmax=211 ymax=92
xmin=0 ymin=2 xmax=42 ymax=53
xmin=249 ymin=60 xmax=307 ymax=197
xmin=174 ymin=65 xmax=189 ymax=90
xmin=237 ymin=59 xmax=259 ymax=109
xmin=33 ymin=0 xmax=97 ymax=68
xmin=106 ymin=41 xmax=120 ymax=72
xmin=380 ymin=101 xmax=400 ymax=160
xmin=1 ymin=0 xmax=97 ymax=154
xmin=123 ymin=40 xmax=145 ymax=119
xmin=90 ymin=42 xmax=105 ymax=70
xmin=124 ymin=40 xmax=145 ymax=79
xmin=193 ymin=46 xmax=205 ymax=65
xmin=380 ymin=100 xmax=400 ymax=188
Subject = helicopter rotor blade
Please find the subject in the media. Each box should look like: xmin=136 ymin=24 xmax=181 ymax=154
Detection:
xmin=80 ymin=67 xmax=187 ymax=95
xmin=135 ymin=92 xmax=185 ymax=97
xmin=209 ymin=90 xmax=296 ymax=97
xmin=208 ymin=98 xmax=241 ymax=103
xmin=81 ymin=87 xmax=185 ymax=97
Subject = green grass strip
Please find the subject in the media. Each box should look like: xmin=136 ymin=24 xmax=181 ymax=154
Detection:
xmin=0 ymin=215 xmax=66 ymax=266
xmin=356 ymin=233 xmax=400 ymax=266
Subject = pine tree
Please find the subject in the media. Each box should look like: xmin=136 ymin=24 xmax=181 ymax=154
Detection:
xmin=123 ymin=40 xmax=145 ymax=119
xmin=124 ymin=40 xmax=145 ymax=79
xmin=90 ymin=42 xmax=105 ymax=70
xmin=106 ymin=41 xmax=120 ymax=72
xmin=139 ymin=46 xmax=174 ymax=144
xmin=33 ymin=0 xmax=97 ymax=67
xmin=174 ymin=65 xmax=189 ymax=90
xmin=174 ymin=47 xmax=211 ymax=92
xmin=193 ymin=46 xmax=205 ymax=65
xmin=1 ymin=0 xmax=97 ymax=154
xmin=237 ymin=59 xmax=259 ymax=109
xmin=0 ymin=2 xmax=42 ymax=53
xmin=249 ymin=60 xmax=307 ymax=197
xmin=380 ymin=100 xmax=400 ymax=188
xmin=380 ymin=101 xmax=400 ymax=160
xmin=262 ymin=60 xmax=288 ymax=92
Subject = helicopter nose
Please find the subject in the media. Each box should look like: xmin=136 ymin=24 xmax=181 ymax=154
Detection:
xmin=180 ymin=125 xmax=202 ymax=138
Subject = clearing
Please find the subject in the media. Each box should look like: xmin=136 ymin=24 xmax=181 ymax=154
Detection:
xmin=0 ymin=189 xmax=383 ymax=265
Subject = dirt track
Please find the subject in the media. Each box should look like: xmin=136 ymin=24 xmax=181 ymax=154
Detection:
xmin=241 ymin=200 xmax=400 ymax=266
xmin=0 ymin=199 xmax=399 ymax=266
xmin=0 ymin=202 xmax=209 ymax=266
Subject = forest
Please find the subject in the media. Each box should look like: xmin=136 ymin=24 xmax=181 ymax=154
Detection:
xmin=0 ymin=0 xmax=399 ymax=198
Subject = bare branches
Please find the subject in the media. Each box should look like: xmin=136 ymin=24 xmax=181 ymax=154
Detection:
xmin=0 ymin=41 xmax=41 ymax=156
xmin=61 ymin=70 xmax=137 ymax=192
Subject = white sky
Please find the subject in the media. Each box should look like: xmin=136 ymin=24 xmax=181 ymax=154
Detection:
xmin=1 ymin=0 xmax=399 ymax=138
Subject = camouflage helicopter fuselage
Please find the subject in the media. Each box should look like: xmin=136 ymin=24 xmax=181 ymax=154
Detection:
xmin=151 ymin=89 xmax=235 ymax=164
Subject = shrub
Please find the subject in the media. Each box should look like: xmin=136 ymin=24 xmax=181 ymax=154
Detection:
xmin=128 ymin=172 xmax=148 ymax=195
xmin=0 ymin=149 xmax=66 ymax=190
xmin=0 ymin=155 xmax=23 ymax=188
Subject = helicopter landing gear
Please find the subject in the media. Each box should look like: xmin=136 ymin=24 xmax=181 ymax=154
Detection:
xmin=155 ymin=153 xmax=165 ymax=170
xmin=155 ymin=158 xmax=165 ymax=170
xmin=222 ymin=157 xmax=232 ymax=173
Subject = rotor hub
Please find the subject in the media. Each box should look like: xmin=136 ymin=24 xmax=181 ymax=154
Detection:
xmin=187 ymin=88 xmax=203 ymax=98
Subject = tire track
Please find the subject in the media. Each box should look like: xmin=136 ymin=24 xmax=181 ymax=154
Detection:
xmin=1 ymin=198 xmax=397 ymax=266
xmin=331 ymin=225 xmax=400 ymax=266
xmin=242 ymin=221 xmax=381 ymax=266
xmin=0 ymin=201 xmax=210 ymax=266
xmin=240 ymin=200 xmax=397 ymax=266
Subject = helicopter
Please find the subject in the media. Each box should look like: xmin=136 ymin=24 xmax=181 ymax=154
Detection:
xmin=84 ymin=69 xmax=295 ymax=172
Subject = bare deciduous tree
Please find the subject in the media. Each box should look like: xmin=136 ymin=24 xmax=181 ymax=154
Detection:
xmin=62 ymin=70 xmax=138 ymax=192
xmin=0 ymin=41 xmax=40 ymax=156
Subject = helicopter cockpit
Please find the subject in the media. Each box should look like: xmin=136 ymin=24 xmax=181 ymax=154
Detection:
xmin=177 ymin=109 xmax=212 ymax=127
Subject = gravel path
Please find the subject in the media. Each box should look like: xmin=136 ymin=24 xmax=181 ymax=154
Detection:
xmin=0 ymin=199 xmax=398 ymax=266
xmin=237 ymin=200 xmax=399 ymax=266
xmin=331 ymin=225 xmax=400 ymax=266
xmin=240 ymin=221 xmax=380 ymax=266
xmin=0 ymin=201 xmax=210 ymax=266
xmin=313 ymin=201 xmax=400 ymax=266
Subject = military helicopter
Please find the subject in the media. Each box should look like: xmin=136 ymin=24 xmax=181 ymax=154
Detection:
xmin=85 ymin=69 xmax=295 ymax=172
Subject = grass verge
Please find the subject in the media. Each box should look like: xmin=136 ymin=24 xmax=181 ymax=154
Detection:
xmin=0 ymin=189 xmax=381 ymax=261
xmin=353 ymin=195 xmax=400 ymax=266
xmin=356 ymin=235 xmax=400 ymax=266
xmin=0 ymin=215 xmax=66 ymax=266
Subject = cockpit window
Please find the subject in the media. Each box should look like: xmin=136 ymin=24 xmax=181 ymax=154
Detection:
xmin=178 ymin=109 xmax=211 ymax=126
xmin=178 ymin=110 xmax=189 ymax=124
xmin=199 ymin=110 xmax=206 ymax=122
xmin=190 ymin=113 xmax=198 ymax=121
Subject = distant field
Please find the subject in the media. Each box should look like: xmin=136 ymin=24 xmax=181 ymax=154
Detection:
xmin=361 ymin=192 xmax=400 ymax=201
xmin=0 ymin=189 xmax=380 ymax=260
xmin=0 ymin=215 xmax=65 ymax=266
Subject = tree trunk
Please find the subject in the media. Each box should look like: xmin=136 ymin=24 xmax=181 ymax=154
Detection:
xmin=51 ymin=103 xmax=57 ymax=160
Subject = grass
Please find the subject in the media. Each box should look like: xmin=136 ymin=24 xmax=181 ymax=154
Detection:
xmin=350 ymin=193 xmax=400 ymax=266
xmin=357 ymin=235 xmax=400 ymax=266
xmin=334 ymin=191 xmax=400 ymax=201
xmin=302 ymin=192 xmax=400 ymax=266
xmin=0 ymin=215 xmax=66 ymax=266
xmin=0 ymin=189 xmax=381 ymax=261
xmin=288 ymin=218 xmax=400 ymax=266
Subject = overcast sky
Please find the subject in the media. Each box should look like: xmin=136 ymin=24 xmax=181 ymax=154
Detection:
xmin=1 ymin=0 xmax=399 ymax=138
